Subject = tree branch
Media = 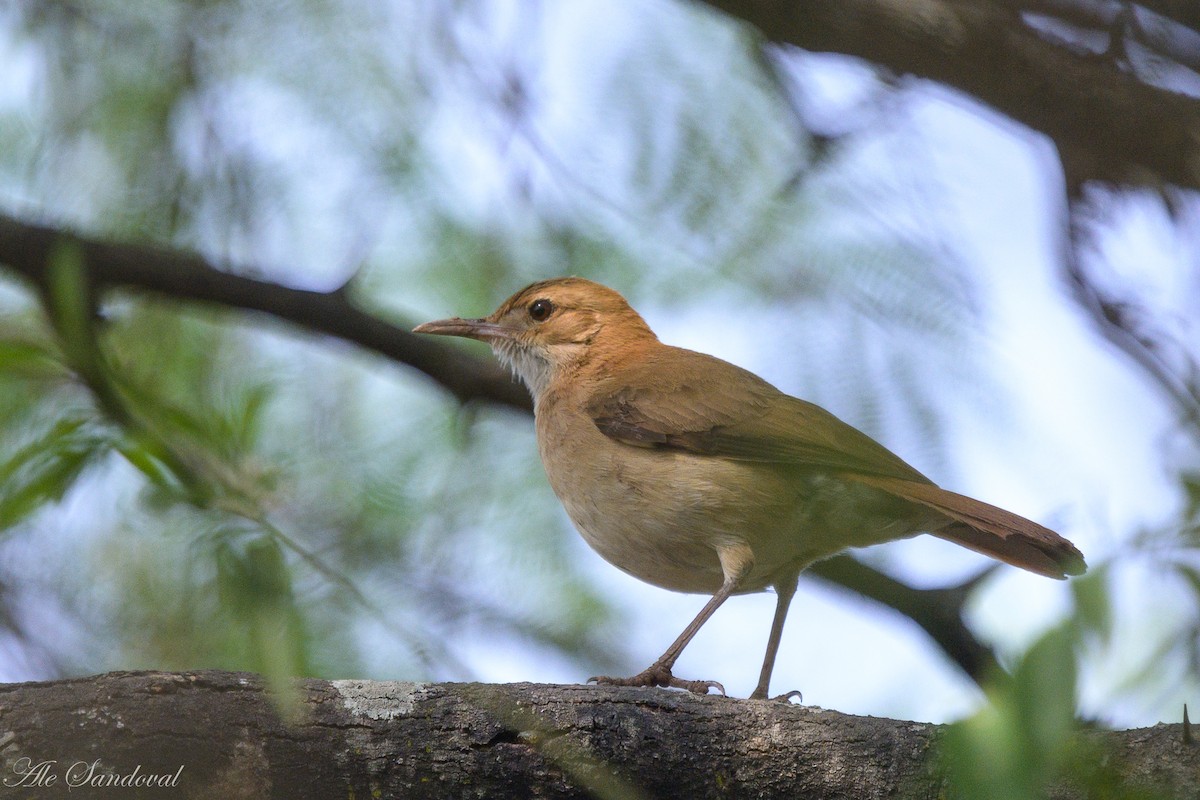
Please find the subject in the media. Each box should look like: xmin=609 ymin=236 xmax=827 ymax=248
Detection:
xmin=0 ymin=214 xmax=532 ymax=413
xmin=0 ymin=671 xmax=1192 ymax=799
xmin=808 ymin=556 xmax=1002 ymax=679
xmin=696 ymin=0 xmax=1200 ymax=190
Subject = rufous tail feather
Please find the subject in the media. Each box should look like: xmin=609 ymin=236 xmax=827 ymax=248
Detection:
xmin=845 ymin=474 xmax=1086 ymax=579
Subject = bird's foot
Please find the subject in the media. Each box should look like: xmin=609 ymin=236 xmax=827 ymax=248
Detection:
xmin=749 ymin=688 xmax=803 ymax=703
xmin=590 ymin=664 xmax=725 ymax=696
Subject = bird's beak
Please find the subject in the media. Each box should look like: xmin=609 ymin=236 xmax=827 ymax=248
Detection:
xmin=412 ymin=317 xmax=518 ymax=342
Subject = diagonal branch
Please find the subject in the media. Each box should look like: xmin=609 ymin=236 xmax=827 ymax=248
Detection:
xmin=808 ymin=555 xmax=1002 ymax=679
xmin=0 ymin=214 xmax=531 ymax=413
xmin=696 ymin=0 xmax=1200 ymax=190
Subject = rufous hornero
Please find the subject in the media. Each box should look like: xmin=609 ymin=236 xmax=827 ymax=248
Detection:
xmin=414 ymin=277 xmax=1086 ymax=699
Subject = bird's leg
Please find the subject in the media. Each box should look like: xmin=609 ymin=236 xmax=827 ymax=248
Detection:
xmin=750 ymin=567 xmax=801 ymax=701
xmin=591 ymin=576 xmax=739 ymax=694
xmin=591 ymin=544 xmax=752 ymax=696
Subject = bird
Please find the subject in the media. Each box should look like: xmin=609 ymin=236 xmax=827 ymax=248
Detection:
xmin=413 ymin=277 xmax=1086 ymax=699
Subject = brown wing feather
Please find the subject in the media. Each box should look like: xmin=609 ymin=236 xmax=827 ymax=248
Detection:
xmin=845 ymin=474 xmax=1086 ymax=579
xmin=588 ymin=345 xmax=931 ymax=483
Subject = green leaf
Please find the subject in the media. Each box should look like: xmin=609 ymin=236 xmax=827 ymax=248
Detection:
xmin=0 ymin=339 xmax=68 ymax=380
xmin=114 ymin=435 xmax=185 ymax=495
xmin=1070 ymin=564 xmax=1112 ymax=644
xmin=45 ymin=239 xmax=99 ymax=381
xmin=943 ymin=623 xmax=1080 ymax=800
xmin=223 ymin=383 xmax=273 ymax=454
xmin=0 ymin=418 xmax=110 ymax=531
xmin=212 ymin=529 xmax=309 ymax=715
xmin=1012 ymin=625 xmax=1078 ymax=757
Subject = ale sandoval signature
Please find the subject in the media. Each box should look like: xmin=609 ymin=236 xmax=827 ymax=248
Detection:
xmin=4 ymin=757 xmax=184 ymax=790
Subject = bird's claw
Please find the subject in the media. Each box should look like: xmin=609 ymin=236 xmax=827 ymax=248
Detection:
xmin=589 ymin=664 xmax=725 ymax=696
xmin=748 ymin=688 xmax=802 ymax=702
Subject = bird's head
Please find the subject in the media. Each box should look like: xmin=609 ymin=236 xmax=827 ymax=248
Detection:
xmin=413 ymin=277 xmax=657 ymax=399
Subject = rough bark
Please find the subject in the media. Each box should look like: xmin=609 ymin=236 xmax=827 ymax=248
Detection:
xmin=0 ymin=671 xmax=1192 ymax=800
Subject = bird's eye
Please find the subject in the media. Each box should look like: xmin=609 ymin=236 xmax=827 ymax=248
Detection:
xmin=528 ymin=298 xmax=554 ymax=322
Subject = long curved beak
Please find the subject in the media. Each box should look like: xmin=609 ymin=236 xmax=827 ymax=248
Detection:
xmin=412 ymin=317 xmax=517 ymax=342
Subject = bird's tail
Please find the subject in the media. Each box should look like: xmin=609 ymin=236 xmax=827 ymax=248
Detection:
xmin=847 ymin=475 xmax=1086 ymax=579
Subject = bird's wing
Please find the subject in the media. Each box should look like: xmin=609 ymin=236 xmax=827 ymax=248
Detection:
xmin=586 ymin=346 xmax=933 ymax=484
xmin=587 ymin=346 xmax=1086 ymax=579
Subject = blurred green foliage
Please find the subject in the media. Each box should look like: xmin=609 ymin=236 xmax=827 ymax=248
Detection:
xmin=944 ymin=568 xmax=1178 ymax=799
xmin=945 ymin=624 xmax=1081 ymax=800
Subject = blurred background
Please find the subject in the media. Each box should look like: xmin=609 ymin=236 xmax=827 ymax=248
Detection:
xmin=0 ymin=0 xmax=1196 ymax=734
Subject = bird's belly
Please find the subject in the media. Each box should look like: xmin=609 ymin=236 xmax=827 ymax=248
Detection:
xmin=553 ymin=456 xmax=732 ymax=594
xmin=543 ymin=443 xmax=878 ymax=594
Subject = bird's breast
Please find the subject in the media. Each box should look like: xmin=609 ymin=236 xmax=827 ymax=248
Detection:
xmin=533 ymin=400 xmax=704 ymax=588
xmin=535 ymin=396 xmax=856 ymax=594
